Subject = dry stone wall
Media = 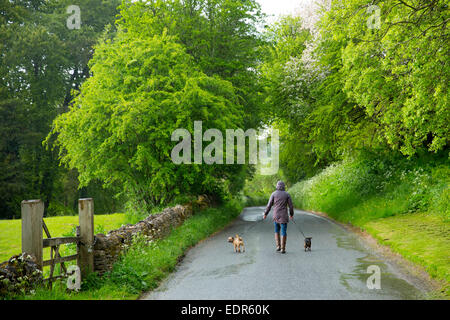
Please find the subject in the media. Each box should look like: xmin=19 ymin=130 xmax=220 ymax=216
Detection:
xmin=0 ymin=253 xmax=43 ymax=296
xmin=93 ymin=196 xmax=210 ymax=274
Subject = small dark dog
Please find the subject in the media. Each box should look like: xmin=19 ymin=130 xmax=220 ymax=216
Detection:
xmin=304 ymin=237 xmax=312 ymax=251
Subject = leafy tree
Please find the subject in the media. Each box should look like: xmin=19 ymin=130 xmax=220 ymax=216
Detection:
xmin=0 ymin=0 xmax=120 ymax=218
xmin=118 ymin=0 xmax=267 ymax=128
xmin=260 ymin=16 xmax=311 ymax=123
xmin=317 ymin=0 xmax=449 ymax=156
xmin=259 ymin=16 xmax=329 ymax=181
xmin=48 ymin=31 xmax=245 ymax=213
xmin=260 ymin=0 xmax=449 ymax=182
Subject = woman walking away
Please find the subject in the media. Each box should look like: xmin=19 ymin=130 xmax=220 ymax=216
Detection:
xmin=263 ymin=181 xmax=294 ymax=254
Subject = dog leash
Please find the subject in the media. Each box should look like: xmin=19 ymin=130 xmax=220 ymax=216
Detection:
xmin=292 ymin=219 xmax=307 ymax=239
xmin=239 ymin=214 xmax=306 ymax=239
xmin=234 ymin=212 xmax=270 ymax=239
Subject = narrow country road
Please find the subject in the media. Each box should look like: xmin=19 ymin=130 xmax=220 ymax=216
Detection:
xmin=142 ymin=207 xmax=425 ymax=300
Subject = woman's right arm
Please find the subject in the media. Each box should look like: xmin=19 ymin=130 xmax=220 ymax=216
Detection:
xmin=264 ymin=193 xmax=274 ymax=218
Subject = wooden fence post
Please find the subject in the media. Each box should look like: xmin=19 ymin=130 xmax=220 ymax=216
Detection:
xmin=21 ymin=200 xmax=44 ymax=270
xmin=78 ymin=198 xmax=94 ymax=278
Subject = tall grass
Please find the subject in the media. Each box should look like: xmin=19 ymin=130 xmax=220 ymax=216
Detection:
xmin=289 ymin=153 xmax=449 ymax=225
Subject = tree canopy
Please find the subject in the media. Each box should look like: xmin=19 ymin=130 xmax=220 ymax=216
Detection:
xmin=260 ymin=0 xmax=449 ymax=183
xmin=1 ymin=0 xmax=448 ymax=217
xmin=0 ymin=0 xmax=121 ymax=218
xmin=48 ymin=0 xmax=266 ymax=213
xmin=49 ymin=31 xmax=245 ymax=211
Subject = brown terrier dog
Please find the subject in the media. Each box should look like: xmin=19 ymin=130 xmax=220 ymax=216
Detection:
xmin=304 ymin=237 xmax=312 ymax=251
xmin=227 ymin=234 xmax=245 ymax=253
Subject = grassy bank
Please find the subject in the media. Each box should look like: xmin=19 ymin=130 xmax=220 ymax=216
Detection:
xmin=288 ymin=154 xmax=449 ymax=297
xmin=364 ymin=213 xmax=449 ymax=294
xmin=8 ymin=199 xmax=243 ymax=300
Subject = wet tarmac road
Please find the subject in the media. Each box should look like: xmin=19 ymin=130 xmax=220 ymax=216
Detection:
xmin=142 ymin=207 xmax=425 ymax=300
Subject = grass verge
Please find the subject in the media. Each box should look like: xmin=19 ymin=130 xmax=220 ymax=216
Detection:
xmin=9 ymin=198 xmax=243 ymax=300
xmin=364 ymin=213 xmax=449 ymax=296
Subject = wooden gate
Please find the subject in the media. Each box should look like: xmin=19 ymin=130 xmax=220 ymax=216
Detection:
xmin=21 ymin=198 xmax=94 ymax=286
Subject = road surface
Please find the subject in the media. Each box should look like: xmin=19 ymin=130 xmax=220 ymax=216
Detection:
xmin=142 ymin=207 xmax=425 ymax=300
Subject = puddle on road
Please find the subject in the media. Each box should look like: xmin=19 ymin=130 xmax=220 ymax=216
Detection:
xmin=335 ymin=234 xmax=424 ymax=299
xmin=339 ymin=254 xmax=424 ymax=299
xmin=202 ymin=260 xmax=253 ymax=278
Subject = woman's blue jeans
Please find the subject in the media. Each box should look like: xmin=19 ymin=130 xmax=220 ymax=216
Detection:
xmin=274 ymin=222 xmax=287 ymax=236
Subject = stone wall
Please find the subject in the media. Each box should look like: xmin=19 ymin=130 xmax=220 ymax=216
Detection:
xmin=0 ymin=253 xmax=43 ymax=297
xmin=93 ymin=196 xmax=210 ymax=275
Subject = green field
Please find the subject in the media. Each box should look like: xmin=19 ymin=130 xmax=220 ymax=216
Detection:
xmin=0 ymin=214 xmax=125 ymax=263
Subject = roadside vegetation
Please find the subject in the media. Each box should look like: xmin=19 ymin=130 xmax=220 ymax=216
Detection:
xmin=290 ymin=153 xmax=449 ymax=224
xmin=242 ymin=172 xmax=283 ymax=207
